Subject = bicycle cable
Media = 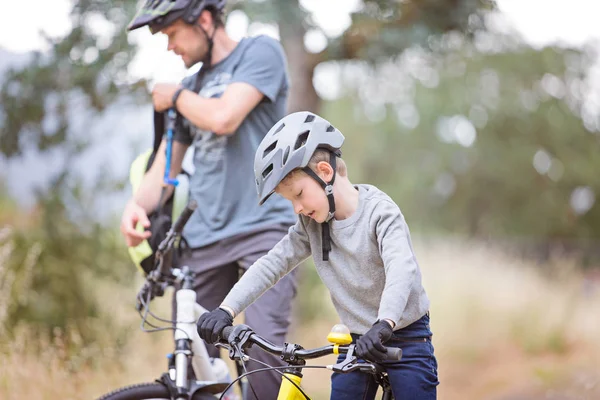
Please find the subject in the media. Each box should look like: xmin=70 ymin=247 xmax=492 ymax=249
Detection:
xmin=232 ymin=342 xmax=260 ymax=400
xmin=236 ymin=353 xmax=309 ymax=400
xmin=218 ymin=362 xmax=331 ymax=400
xmin=137 ymin=289 xmax=191 ymax=340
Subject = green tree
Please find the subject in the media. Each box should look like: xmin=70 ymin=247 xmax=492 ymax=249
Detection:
xmin=0 ymin=0 xmax=143 ymax=342
xmin=0 ymin=0 xmax=145 ymax=158
xmin=324 ymin=34 xmax=600 ymax=259
xmin=230 ymin=0 xmax=496 ymax=113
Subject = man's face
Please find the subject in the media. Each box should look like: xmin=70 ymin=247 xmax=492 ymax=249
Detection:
xmin=161 ymin=20 xmax=208 ymax=68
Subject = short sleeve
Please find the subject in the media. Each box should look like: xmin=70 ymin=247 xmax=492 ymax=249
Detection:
xmin=172 ymin=115 xmax=192 ymax=145
xmin=230 ymin=36 xmax=288 ymax=103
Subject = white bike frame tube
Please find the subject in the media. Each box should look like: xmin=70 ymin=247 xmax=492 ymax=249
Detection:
xmin=175 ymin=289 xmax=216 ymax=382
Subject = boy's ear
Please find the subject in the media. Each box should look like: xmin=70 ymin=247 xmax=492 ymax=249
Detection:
xmin=316 ymin=161 xmax=334 ymax=183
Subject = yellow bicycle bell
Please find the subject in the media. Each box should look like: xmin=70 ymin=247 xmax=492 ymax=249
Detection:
xmin=327 ymin=324 xmax=352 ymax=346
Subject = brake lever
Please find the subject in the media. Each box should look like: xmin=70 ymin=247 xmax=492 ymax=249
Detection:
xmin=135 ymin=280 xmax=167 ymax=312
xmin=225 ymin=324 xmax=254 ymax=362
xmin=135 ymin=282 xmax=153 ymax=312
xmin=215 ymin=343 xmax=231 ymax=351
xmin=336 ymin=362 xmax=377 ymax=374
xmin=329 ymin=344 xmax=362 ymax=373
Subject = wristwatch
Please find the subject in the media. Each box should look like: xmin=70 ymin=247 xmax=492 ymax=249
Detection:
xmin=171 ymin=87 xmax=187 ymax=111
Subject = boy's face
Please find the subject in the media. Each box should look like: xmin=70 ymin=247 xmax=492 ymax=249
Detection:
xmin=275 ymin=173 xmax=330 ymax=223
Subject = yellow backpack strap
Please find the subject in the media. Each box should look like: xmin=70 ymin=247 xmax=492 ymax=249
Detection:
xmin=127 ymin=149 xmax=154 ymax=275
xmin=129 ymin=149 xmax=153 ymax=193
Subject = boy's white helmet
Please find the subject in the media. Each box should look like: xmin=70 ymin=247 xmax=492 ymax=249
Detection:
xmin=254 ymin=111 xmax=344 ymax=205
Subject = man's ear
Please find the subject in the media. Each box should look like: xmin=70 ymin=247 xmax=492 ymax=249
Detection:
xmin=316 ymin=161 xmax=334 ymax=183
xmin=197 ymin=9 xmax=214 ymax=31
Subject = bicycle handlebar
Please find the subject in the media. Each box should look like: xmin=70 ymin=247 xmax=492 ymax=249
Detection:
xmin=221 ymin=325 xmax=402 ymax=362
xmin=135 ymin=201 xmax=197 ymax=310
xmin=172 ymin=199 xmax=197 ymax=235
xmin=156 ymin=200 xmax=197 ymax=275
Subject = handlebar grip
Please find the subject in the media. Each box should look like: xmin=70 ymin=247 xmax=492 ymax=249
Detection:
xmin=172 ymin=200 xmax=198 ymax=234
xmin=385 ymin=347 xmax=402 ymax=361
xmin=221 ymin=326 xmax=233 ymax=341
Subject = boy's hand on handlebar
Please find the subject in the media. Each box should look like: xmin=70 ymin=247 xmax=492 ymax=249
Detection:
xmin=197 ymin=307 xmax=234 ymax=344
xmin=355 ymin=320 xmax=394 ymax=362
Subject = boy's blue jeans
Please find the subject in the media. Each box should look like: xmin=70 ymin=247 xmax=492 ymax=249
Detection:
xmin=330 ymin=314 xmax=439 ymax=400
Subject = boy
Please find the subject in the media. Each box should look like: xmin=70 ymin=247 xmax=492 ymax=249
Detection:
xmin=198 ymin=111 xmax=439 ymax=399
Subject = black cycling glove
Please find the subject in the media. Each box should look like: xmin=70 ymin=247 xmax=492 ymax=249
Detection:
xmin=355 ymin=320 xmax=394 ymax=362
xmin=197 ymin=307 xmax=234 ymax=344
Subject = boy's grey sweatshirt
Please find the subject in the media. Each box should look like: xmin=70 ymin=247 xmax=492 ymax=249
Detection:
xmin=222 ymin=184 xmax=430 ymax=334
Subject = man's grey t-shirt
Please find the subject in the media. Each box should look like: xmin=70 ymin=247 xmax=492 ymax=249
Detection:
xmin=174 ymin=35 xmax=296 ymax=249
xmin=222 ymin=184 xmax=431 ymax=334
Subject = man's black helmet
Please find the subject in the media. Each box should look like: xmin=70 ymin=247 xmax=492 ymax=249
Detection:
xmin=128 ymin=0 xmax=226 ymax=34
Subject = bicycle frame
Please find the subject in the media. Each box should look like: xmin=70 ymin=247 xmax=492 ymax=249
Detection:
xmin=173 ymin=280 xmax=216 ymax=384
xmin=273 ymin=356 xmax=393 ymax=400
xmin=276 ymin=371 xmax=393 ymax=400
xmin=136 ymin=264 xmax=233 ymax=399
xmin=277 ymin=373 xmax=304 ymax=400
xmin=165 ymin=266 xmax=235 ymax=398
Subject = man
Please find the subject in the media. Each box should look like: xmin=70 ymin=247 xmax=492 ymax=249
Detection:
xmin=121 ymin=1 xmax=297 ymax=398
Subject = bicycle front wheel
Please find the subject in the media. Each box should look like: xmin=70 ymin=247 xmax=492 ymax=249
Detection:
xmin=97 ymin=382 xmax=215 ymax=400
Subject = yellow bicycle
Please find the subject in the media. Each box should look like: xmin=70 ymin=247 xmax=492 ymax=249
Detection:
xmin=218 ymin=324 xmax=402 ymax=400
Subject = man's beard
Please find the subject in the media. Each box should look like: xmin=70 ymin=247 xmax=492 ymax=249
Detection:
xmin=185 ymin=48 xmax=207 ymax=69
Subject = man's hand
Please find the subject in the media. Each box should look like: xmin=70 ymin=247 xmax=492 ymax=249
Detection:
xmin=120 ymin=199 xmax=152 ymax=247
xmin=197 ymin=307 xmax=234 ymax=344
xmin=355 ymin=320 xmax=394 ymax=362
xmin=152 ymin=83 xmax=180 ymax=112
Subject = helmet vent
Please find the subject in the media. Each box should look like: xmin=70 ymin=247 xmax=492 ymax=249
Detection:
xmin=273 ymin=123 xmax=285 ymax=136
xmin=282 ymin=146 xmax=290 ymax=165
xmin=294 ymin=131 xmax=309 ymax=150
xmin=304 ymin=114 xmax=315 ymax=123
xmin=262 ymin=163 xmax=273 ymax=178
xmin=263 ymin=140 xmax=277 ymax=158
xmin=326 ymin=125 xmax=335 ymax=132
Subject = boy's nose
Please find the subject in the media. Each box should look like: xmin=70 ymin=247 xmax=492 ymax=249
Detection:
xmin=293 ymin=202 xmax=303 ymax=215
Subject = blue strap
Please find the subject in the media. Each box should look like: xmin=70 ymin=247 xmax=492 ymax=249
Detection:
xmin=163 ymin=109 xmax=179 ymax=187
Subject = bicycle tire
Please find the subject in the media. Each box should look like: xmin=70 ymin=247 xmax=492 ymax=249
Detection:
xmin=97 ymin=382 xmax=216 ymax=400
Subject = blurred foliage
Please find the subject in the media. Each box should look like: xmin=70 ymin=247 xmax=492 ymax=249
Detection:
xmin=0 ymin=0 xmax=144 ymax=158
xmin=232 ymin=0 xmax=495 ymax=60
xmin=0 ymin=0 xmax=140 ymax=343
xmin=0 ymin=174 xmax=135 ymax=347
xmin=230 ymin=0 xmax=495 ymax=112
xmin=324 ymin=33 xmax=600 ymax=261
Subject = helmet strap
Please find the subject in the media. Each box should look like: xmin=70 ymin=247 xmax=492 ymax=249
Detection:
xmin=302 ymin=151 xmax=337 ymax=261
xmin=191 ymin=22 xmax=216 ymax=91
